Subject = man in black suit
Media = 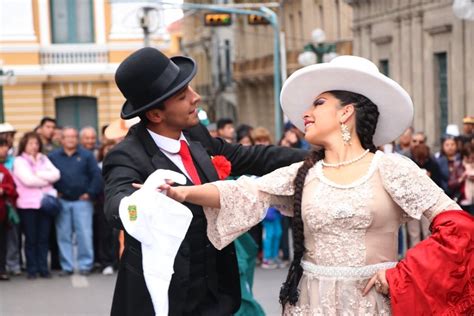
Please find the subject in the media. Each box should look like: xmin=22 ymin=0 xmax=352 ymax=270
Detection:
xmin=103 ymin=47 xmax=306 ymax=316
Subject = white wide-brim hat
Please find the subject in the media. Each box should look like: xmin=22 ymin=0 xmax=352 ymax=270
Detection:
xmin=280 ymin=55 xmax=414 ymax=146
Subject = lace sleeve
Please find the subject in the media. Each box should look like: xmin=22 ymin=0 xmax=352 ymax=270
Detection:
xmin=379 ymin=153 xmax=461 ymax=221
xmin=204 ymin=161 xmax=303 ymax=249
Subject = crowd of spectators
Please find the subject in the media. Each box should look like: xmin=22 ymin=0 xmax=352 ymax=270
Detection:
xmin=388 ymin=117 xmax=474 ymax=255
xmin=0 ymin=117 xmax=118 ymax=280
xmin=0 ymin=113 xmax=471 ymax=282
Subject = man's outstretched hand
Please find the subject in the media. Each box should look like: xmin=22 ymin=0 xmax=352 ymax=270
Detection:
xmin=132 ymin=181 xmax=187 ymax=203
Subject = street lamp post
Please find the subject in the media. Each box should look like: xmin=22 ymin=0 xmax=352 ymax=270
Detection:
xmin=298 ymin=28 xmax=337 ymax=66
xmin=139 ymin=6 xmax=158 ymax=47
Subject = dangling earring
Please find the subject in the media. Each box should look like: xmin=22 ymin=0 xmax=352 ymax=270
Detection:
xmin=340 ymin=123 xmax=351 ymax=145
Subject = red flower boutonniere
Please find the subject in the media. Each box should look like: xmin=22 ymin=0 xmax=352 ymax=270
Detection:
xmin=211 ymin=156 xmax=232 ymax=180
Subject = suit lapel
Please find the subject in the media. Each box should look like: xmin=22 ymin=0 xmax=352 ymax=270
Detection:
xmin=150 ymin=152 xmax=184 ymax=176
xmin=188 ymin=140 xmax=219 ymax=183
xmin=135 ymin=122 xmax=187 ymax=178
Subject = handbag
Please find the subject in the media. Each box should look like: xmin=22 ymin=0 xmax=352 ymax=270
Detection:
xmin=40 ymin=194 xmax=61 ymax=217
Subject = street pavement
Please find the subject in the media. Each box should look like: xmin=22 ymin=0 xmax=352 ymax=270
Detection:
xmin=0 ymin=266 xmax=287 ymax=316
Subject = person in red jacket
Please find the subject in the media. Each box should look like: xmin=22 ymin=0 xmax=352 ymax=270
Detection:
xmin=0 ymin=164 xmax=17 ymax=280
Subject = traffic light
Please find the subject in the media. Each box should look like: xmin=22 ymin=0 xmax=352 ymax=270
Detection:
xmin=204 ymin=13 xmax=232 ymax=26
xmin=248 ymin=14 xmax=270 ymax=25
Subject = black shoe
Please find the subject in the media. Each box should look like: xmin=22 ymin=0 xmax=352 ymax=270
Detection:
xmin=58 ymin=270 xmax=73 ymax=277
xmin=0 ymin=273 xmax=10 ymax=281
xmin=40 ymin=272 xmax=52 ymax=279
xmin=79 ymin=270 xmax=90 ymax=276
xmin=26 ymin=273 xmax=37 ymax=280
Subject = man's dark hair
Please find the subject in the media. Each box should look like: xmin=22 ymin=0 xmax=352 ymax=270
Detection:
xmin=40 ymin=117 xmax=57 ymax=127
xmin=217 ymin=118 xmax=233 ymax=130
xmin=101 ymin=124 xmax=109 ymax=136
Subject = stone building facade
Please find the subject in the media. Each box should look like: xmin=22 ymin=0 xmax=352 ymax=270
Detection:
xmin=233 ymin=0 xmax=353 ymax=139
xmin=347 ymin=0 xmax=474 ymax=147
xmin=182 ymin=0 xmax=353 ymax=138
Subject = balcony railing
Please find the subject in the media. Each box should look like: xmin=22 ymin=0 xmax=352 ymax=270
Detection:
xmin=40 ymin=45 xmax=109 ymax=65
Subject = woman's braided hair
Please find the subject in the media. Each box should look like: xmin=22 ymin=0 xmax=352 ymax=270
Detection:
xmin=279 ymin=90 xmax=380 ymax=310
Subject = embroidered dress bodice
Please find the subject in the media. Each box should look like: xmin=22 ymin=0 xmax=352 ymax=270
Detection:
xmin=203 ymin=151 xmax=461 ymax=315
xmin=302 ymin=152 xmax=398 ymax=266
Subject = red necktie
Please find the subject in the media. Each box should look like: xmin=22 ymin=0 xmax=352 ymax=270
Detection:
xmin=178 ymin=140 xmax=201 ymax=185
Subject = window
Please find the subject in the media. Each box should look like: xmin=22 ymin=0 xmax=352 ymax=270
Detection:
xmin=50 ymin=0 xmax=94 ymax=43
xmin=434 ymin=52 xmax=448 ymax=137
xmin=379 ymin=59 xmax=389 ymax=77
xmin=55 ymin=97 xmax=98 ymax=131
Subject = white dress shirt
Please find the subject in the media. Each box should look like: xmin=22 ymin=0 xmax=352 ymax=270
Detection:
xmin=147 ymin=129 xmax=194 ymax=183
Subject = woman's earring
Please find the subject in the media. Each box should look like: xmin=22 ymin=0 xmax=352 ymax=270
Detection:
xmin=340 ymin=123 xmax=351 ymax=145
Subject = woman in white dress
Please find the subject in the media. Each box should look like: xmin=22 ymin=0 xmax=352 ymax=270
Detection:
xmin=154 ymin=56 xmax=472 ymax=315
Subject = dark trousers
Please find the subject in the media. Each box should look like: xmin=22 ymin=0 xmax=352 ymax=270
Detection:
xmin=280 ymin=216 xmax=291 ymax=260
xmin=0 ymin=221 xmax=7 ymax=273
xmin=49 ymin=220 xmax=61 ymax=270
xmin=96 ymin=209 xmax=115 ymax=268
xmin=19 ymin=209 xmax=52 ymax=275
xmin=94 ymin=202 xmax=115 ymax=268
xmin=464 ymin=204 xmax=474 ymax=216
xmin=248 ymin=223 xmax=263 ymax=253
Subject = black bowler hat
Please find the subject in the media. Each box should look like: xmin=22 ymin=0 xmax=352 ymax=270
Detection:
xmin=115 ymin=47 xmax=197 ymax=119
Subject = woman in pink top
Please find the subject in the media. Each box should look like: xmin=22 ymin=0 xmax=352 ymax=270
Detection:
xmin=13 ymin=132 xmax=60 ymax=279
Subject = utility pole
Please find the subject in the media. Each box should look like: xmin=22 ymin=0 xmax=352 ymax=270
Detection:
xmin=139 ymin=6 xmax=157 ymax=47
xmin=179 ymin=2 xmax=284 ymax=141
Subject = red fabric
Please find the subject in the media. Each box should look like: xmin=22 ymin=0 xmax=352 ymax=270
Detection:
xmin=386 ymin=210 xmax=474 ymax=316
xmin=178 ymin=140 xmax=201 ymax=185
xmin=0 ymin=165 xmax=17 ymax=223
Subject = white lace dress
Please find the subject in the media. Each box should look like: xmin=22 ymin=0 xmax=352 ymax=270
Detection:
xmin=203 ymin=151 xmax=460 ymax=316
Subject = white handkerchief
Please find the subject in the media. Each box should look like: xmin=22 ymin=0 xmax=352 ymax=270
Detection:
xmin=119 ymin=169 xmax=193 ymax=316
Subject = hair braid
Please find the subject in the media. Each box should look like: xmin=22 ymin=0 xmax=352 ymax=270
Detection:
xmin=354 ymin=96 xmax=379 ymax=153
xmin=279 ymin=149 xmax=324 ymax=310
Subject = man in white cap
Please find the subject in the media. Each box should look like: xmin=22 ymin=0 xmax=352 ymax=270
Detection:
xmin=0 ymin=123 xmax=21 ymax=276
xmin=0 ymin=122 xmax=16 ymax=152
xmin=103 ymin=47 xmax=306 ymax=316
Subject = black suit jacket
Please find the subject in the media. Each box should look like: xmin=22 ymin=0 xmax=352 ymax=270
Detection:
xmin=103 ymin=122 xmax=307 ymax=316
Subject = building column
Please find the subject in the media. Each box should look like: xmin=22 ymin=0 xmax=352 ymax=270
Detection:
xmin=400 ymin=14 xmax=412 ymax=95
xmin=451 ymin=17 xmax=465 ymax=126
xmin=94 ymin=0 xmax=106 ymax=45
xmin=38 ymin=0 xmax=51 ymax=45
xmin=411 ymin=12 xmax=424 ymax=131
xmin=361 ymin=25 xmax=371 ymax=58
xmin=391 ymin=17 xmax=402 ymax=84
xmin=353 ymin=26 xmax=362 ymax=56
xmin=423 ymin=30 xmax=436 ymax=146
xmin=464 ymin=17 xmax=474 ymax=117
